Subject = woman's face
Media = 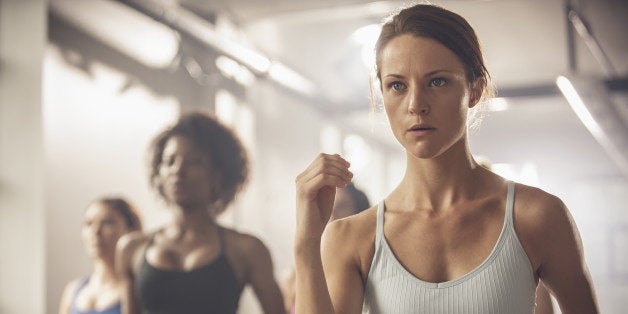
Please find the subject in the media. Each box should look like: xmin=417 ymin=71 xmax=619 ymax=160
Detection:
xmin=379 ymin=34 xmax=481 ymax=159
xmin=82 ymin=203 xmax=131 ymax=259
xmin=158 ymin=135 xmax=214 ymax=208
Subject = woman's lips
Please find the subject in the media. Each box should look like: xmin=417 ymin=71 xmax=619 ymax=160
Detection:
xmin=407 ymin=125 xmax=435 ymax=137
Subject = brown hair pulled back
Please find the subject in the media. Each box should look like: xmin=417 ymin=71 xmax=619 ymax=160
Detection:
xmin=375 ymin=4 xmax=494 ymax=101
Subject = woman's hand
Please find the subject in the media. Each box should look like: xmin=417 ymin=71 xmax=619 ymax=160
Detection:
xmin=294 ymin=153 xmax=352 ymax=314
xmin=295 ymin=153 xmax=353 ymax=245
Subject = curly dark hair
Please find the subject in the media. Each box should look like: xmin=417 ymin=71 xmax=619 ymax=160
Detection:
xmin=148 ymin=112 xmax=249 ymax=214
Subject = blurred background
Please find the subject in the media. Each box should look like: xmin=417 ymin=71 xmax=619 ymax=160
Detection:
xmin=1 ymin=0 xmax=627 ymax=313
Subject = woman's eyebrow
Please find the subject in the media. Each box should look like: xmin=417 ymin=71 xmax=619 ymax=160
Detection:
xmin=383 ymin=69 xmax=460 ymax=79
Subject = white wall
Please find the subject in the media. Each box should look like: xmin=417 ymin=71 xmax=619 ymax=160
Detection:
xmin=0 ymin=1 xmax=46 ymax=313
xmin=44 ymin=46 xmax=179 ymax=314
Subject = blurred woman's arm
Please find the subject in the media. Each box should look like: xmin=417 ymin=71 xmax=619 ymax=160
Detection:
xmin=116 ymin=232 xmax=144 ymax=314
xmin=245 ymin=236 xmax=285 ymax=314
xmin=58 ymin=278 xmax=80 ymax=314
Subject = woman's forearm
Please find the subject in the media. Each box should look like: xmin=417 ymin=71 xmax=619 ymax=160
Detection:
xmin=294 ymin=240 xmax=335 ymax=314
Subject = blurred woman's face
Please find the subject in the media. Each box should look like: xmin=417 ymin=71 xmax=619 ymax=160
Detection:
xmin=158 ymin=136 xmax=214 ymax=208
xmin=82 ymin=203 xmax=131 ymax=259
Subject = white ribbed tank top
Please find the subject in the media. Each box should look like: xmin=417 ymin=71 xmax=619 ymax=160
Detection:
xmin=362 ymin=181 xmax=537 ymax=314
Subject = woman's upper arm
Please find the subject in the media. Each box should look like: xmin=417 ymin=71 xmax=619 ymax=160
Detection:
xmin=535 ymin=197 xmax=598 ymax=313
xmin=246 ymin=237 xmax=285 ymax=314
xmin=321 ymin=220 xmax=366 ymax=314
xmin=58 ymin=278 xmax=79 ymax=314
xmin=115 ymin=232 xmax=144 ymax=314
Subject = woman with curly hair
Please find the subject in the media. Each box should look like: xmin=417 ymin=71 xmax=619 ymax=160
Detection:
xmin=117 ymin=112 xmax=284 ymax=314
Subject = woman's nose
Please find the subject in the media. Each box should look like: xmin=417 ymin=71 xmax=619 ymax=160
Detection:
xmin=408 ymin=88 xmax=430 ymax=115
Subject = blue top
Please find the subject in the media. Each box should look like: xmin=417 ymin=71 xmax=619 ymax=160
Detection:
xmin=70 ymin=276 xmax=122 ymax=314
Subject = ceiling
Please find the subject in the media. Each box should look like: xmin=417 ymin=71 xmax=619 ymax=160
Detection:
xmin=49 ymin=0 xmax=628 ymax=180
xmin=182 ymin=0 xmax=627 ymax=102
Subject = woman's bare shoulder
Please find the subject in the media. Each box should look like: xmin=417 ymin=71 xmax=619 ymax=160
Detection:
xmin=220 ymin=227 xmax=270 ymax=258
xmin=513 ymin=183 xmax=575 ymax=268
xmin=62 ymin=276 xmax=83 ymax=295
xmin=322 ymin=205 xmax=378 ymax=268
xmin=514 ymin=183 xmax=568 ymax=225
xmin=326 ymin=204 xmax=378 ymax=239
xmin=59 ymin=276 xmax=84 ymax=314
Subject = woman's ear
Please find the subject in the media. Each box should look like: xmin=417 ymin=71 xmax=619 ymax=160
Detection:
xmin=468 ymin=78 xmax=485 ymax=108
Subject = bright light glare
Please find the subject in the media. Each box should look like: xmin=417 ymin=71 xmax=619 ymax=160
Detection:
xmin=556 ymin=76 xmax=604 ymax=140
xmin=268 ymin=62 xmax=317 ymax=96
xmin=351 ymin=24 xmax=381 ymax=44
xmin=215 ymin=55 xmax=255 ymax=86
xmin=488 ymin=97 xmax=509 ymax=111
xmin=220 ymin=40 xmax=271 ymax=73
xmin=320 ymin=124 xmax=342 ymax=154
xmin=215 ymin=89 xmax=237 ymax=126
xmin=351 ymin=24 xmax=381 ymax=69
xmin=491 ymin=162 xmax=539 ymax=187
xmin=343 ymin=134 xmax=371 ymax=173
xmin=52 ymin=0 xmax=179 ymax=69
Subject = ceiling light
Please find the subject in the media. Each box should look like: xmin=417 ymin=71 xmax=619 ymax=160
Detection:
xmin=556 ymin=76 xmax=604 ymax=140
xmin=51 ymin=0 xmax=180 ymax=69
xmin=268 ymin=62 xmax=317 ymax=97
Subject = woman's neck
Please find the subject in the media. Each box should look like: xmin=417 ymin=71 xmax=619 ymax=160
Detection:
xmin=391 ymin=139 xmax=486 ymax=212
xmin=167 ymin=205 xmax=218 ymax=239
xmin=90 ymin=259 xmax=117 ymax=286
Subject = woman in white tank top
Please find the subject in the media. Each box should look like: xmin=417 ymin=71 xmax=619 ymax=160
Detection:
xmin=294 ymin=3 xmax=598 ymax=314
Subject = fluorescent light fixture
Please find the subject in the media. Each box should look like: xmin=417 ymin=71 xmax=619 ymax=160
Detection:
xmin=51 ymin=0 xmax=180 ymax=69
xmin=556 ymin=76 xmax=605 ymax=140
xmin=215 ymin=55 xmax=255 ymax=86
xmin=268 ymin=62 xmax=317 ymax=96
xmin=218 ymin=40 xmax=271 ymax=73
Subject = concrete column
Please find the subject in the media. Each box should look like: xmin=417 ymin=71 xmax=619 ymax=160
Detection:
xmin=0 ymin=0 xmax=46 ymax=313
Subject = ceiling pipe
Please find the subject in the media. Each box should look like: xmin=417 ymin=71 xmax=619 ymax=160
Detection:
xmin=557 ymin=76 xmax=628 ymax=178
xmin=568 ymin=11 xmax=618 ymax=79
xmin=114 ymin=0 xmax=319 ymax=97
xmin=566 ymin=2 xmax=618 ymax=78
xmin=560 ymin=1 xmax=627 ymax=178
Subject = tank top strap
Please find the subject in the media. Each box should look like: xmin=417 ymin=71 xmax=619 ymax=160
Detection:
xmin=71 ymin=275 xmax=90 ymax=304
xmin=217 ymin=225 xmax=227 ymax=254
xmin=375 ymin=200 xmax=385 ymax=251
xmin=505 ymin=181 xmax=515 ymax=227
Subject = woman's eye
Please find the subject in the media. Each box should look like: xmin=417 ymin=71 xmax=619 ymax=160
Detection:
xmin=163 ymin=155 xmax=175 ymax=167
xmin=389 ymin=82 xmax=406 ymax=91
xmin=430 ymin=78 xmax=447 ymax=87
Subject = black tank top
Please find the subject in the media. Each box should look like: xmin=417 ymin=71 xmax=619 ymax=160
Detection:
xmin=136 ymin=227 xmax=243 ymax=314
